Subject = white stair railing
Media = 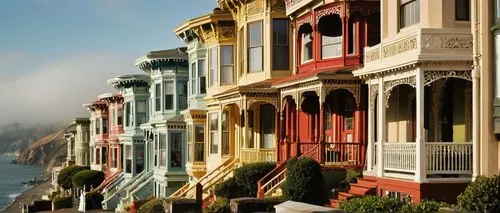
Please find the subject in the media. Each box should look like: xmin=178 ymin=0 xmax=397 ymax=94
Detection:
xmin=426 ymin=142 xmax=473 ymax=175
xmin=383 ymin=143 xmax=416 ymax=173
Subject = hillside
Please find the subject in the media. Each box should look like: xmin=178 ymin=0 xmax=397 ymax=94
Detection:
xmin=0 ymin=123 xmax=61 ymax=154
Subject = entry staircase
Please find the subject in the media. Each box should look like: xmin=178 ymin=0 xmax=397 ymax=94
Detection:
xmin=101 ymin=172 xmax=126 ymax=209
xmin=169 ymin=157 xmax=239 ymax=205
xmin=329 ymin=176 xmax=377 ymax=208
xmin=101 ymin=169 xmax=153 ymax=210
xmin=96 ymin=170 xmax=122 ymax=191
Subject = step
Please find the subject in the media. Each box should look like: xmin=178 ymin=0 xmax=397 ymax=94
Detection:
xmin=360 ymin=175 xmax=377 ymax=181
xmin=337 ymin=192 xmax=355 ymax=201
xmin=348 ymin=183 xmax=375 ymax=195
xmin=356 ymin=178 xmax=378 ymax=188
xmin=329 ymin=199 xmax=340 ymax=208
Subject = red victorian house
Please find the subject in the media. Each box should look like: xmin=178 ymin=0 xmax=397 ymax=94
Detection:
xmin=258 ymin=0 xmax=380 ymax=198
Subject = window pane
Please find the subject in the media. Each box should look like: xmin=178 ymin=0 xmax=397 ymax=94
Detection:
xmin=170 ymin=133 xmax=182 ymax=168
xmin=198 ymin=59 xmax=206 ymax=93
xmin=155 ymin=83 xmax=161 ymax=111
xmin=322 ymin=35 xmax=342 ymax=58
xmin=191 ymin=63 xmax=197 ymax=95
xmin=137 ymin=101 xmax=146 ymax=113
xmin=136 ymin=145 xmax=144 ymax=173
xmin=249 ymin=21 xmax=262 ymax=46
xmin=400 ymin=0 xmax=420 ymax=28
xmin=273 ymin=19 xmax=289 ymax=70
xmin=179 ymin=82 xmax=187 ymax=110
xmin=221 ymin=46 xmax=233 ymax=65
xmin=221 ymin=46 xmax=234 ymax=84
xmin=159 ymin=134 xmax=166 ymax=167
xmin=249 ymin=47 xmax=263 ymax=72
xmin=302 ymin=33 xmax=313 ymax=62
xmin=165 ymin=95 xmax=173 ymax=110
xmin=195 ymin=124 xmax=204 ymax=162
xmin=210 ymin=47 xmax=218 ymax=86
xmin=455 ymin=0 xmax=470 ymax=21
xmin=210 ymin=113 xmax=218 ymax=154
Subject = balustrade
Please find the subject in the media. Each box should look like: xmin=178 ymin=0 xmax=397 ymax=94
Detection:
xmin=240 ymin=148 xmax=275 ymax=163
xmin=383 ymin=143 xmax=416 ymax=173
xmin=426 ymin=142 xmax=472 ymax=175
xmin=324 ymin=143 xmax=362 ymax=166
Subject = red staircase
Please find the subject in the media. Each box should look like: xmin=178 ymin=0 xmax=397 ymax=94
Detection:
xmin=330 ymin=176 xmax=377 ymax=208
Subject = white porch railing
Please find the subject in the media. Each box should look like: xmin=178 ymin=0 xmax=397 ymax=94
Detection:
xmin=426 ymin=142 xmax=473 ymax=175
xmin=241 ymin=148 xmax=275 ymax=163
xmin=383 ymin=143 xmax=416 ymax=173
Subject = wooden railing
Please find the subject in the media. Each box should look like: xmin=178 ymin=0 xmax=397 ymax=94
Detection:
xmin=256 ymin=144 xmax=319 ymax=198
xmin=97 ymin=169 xmax=122 ymax=191
xmin=241 ymin=148 xmax=275 ymax=163
xmin=299 ymin=142 xmax=320 ymax=162
xmin=426 ymin=142 xmax=473 ymax=175
xmin=324 ymin=143 xmax=362 ymax=167
xmin=383 ymin=143 xmax=416 ymax=173
xmin=169 ymin=157 xmax=238 ymax=199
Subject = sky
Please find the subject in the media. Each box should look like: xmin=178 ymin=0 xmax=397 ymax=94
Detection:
xmin=0 ymin=0 xmax=217 ymax=126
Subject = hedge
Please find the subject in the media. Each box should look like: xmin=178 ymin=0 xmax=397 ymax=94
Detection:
xmin=338 ymin=196 xmax=446 ymax=213
xmin=57 ymin=165 xmax=89 ymax=190
xmin=214 ymin=162 xmax=275 ymax=199
xmin=72 ymin=170 xmax=105 ymax=190
xmin=52 ymin=196 xmax=73 ymax=210
xmin=457 ymin=174 xmax=500 ymax=213
xmin=138 ymin=197 xmax=167 ymax=213
xmin=85 ymin=190 xmax=104 ymax=210
xmin=282 ymin=157 xmax=327 ymax=205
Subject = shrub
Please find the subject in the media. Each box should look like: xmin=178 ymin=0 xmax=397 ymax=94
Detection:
xmin=457 ymin=174 xmax=500 ymax=213
xmin=57 ymin=165 xmax=89 ymax=190
xmin=233 ymin=162 xmax=276 ymax=197
xmin=282 ymin=157 xmax=327 ymax=205
xmin=72 ymin=170 xmax=105 ymax=190
xmin=138 ymin=197 xmax=166 ymax=213
xmin=400 ymin=200 xmax=443 ymax=213
xmin=214 ymin=177 xmax=246 ymax=199
xmin=52 ymin=196 xmax=73 ymax=210
xmin=205 ymin=198 xmax=230 ymax=213
xmin=85 ymin=190 xmax=103 ymax=210
xmin=338 ymin=196 xmax=404 ymax=213
xmin=345 ymin=169 xmax=362 ymax=183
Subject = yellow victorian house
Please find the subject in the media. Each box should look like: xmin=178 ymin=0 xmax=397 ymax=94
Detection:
xmin=170 ymin=0 xmax=291 ymax=204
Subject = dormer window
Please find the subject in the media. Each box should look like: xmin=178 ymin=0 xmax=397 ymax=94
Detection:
xmin=319 ymin=14 xmax=342 ymax=59
xmin=221 ymin=45 xmax=234 ymax=84
xmin=164 ymin=81 xmax=174 ymax=110
xmin=299 ymin=24 xmax=313 ymax=63
xmin=248 ymin=21 xmax=263 ymax=72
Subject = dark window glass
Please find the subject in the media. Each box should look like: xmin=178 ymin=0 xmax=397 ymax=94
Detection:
xmin=272 ymin=19 xmax=289 ymax=70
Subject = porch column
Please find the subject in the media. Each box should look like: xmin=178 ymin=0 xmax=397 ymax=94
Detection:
xmin=415 ymin=68 xmax=426 ymax=182
xmin=366 ymin=85 xmax=375 ymax=172
xmin=319 ymin=105 xmax=325 ymax=163
xmin=296 ymin=105 xmax=301 ymax=155
xmin=472 ymin=65 xmax=480 ymax=179
xmin=275 ymin=110 xmax=280 ymax=162
xmin=376 ymin=80 xmax=385 ymax=177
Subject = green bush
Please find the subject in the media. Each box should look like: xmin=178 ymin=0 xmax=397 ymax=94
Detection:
xmin=57 ymin=165 xmax=89 ymax=190
xmin=52 ymin=196 xmax=73 ymax=210
xmin=85 ymin=190 xmax=103 ymax=210
xmin=138 ymin=197 xmax=166 ymax=213
xmin=233 ymin=162 xmax=276 ymax=197
xmin=282 ymin=157 xmax=327 ymax=205
xmin=338 ymin=196 xmax=404 ymax=213
xmin=457 ymin=174 xmax=500 ymax=213
xmin=345 ymin=169 xmax=362 ymax=183
xmin=72 ymin=170 xmax=105 ymax=190
xmin=205 ymin=198 xmax=230 ymax=213
xmin=400 ymin=200 xmax=443 ymax=213
xmin=214 ymin=177 xmax=246 ymax=199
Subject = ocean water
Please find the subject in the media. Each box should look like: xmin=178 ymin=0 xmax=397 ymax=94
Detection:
xmin=0 ymin=154 xmax=43 ymax=211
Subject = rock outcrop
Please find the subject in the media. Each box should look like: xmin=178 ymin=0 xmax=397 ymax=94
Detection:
xmin=15 ymin=128 xmax=68 ymax=175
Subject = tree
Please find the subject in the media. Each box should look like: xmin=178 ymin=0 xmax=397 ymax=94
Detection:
xmin=57 ymin=165 xmax=89 ymax=190
xmin=71 ymin=170 xmax=105 ymax=191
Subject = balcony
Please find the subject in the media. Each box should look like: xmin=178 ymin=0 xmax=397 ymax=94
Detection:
xmin=240 ymin=148 xmax=275 ymax=163
xmin=361 ymin=28 xmax=472 ymax=75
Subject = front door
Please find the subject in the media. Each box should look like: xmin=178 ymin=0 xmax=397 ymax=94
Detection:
xmin=260 ymin=104 xmax=275 ymax=149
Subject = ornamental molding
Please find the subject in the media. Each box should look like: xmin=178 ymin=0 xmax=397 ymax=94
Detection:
xmin=384 ymin=76 xmax=416 ymax=108
xmin=322 ymin=86 xmax=361 ymax=107
xmin=369 ymin=84 xmax=378 ymax=112
xmin=420 ymin=61 xmax=473 ymax=71
xmin=167 ymin=124 xmax=186 ymax=130
xmin=272 ymin=0 xmax=286 ymax=11
xmin=423 ymin=34 xmax=473 ymax=49
xmin=221 ymin=102 xmax=241 ymax=111
xmin=365 ymin=47 xmax=380 ymax=63
xmin=424 ymin=70 xmax=472 ymax=86
xmin=382 ymin=36 xmax=417 ymax=58
xmin=322 ymin=79 xmax=362 ymax=85
xmin=247 ymin=98 xmax=278 ymax=109
xmin=296 ymin=13 xmax=313 ymax=28
xmin=247 ymin=0 xmax=264 ymax=16
xmin=315 ymin=6 xmax=343 ymax=24
xmin=219 ymin=26 xmax=235 ymax=39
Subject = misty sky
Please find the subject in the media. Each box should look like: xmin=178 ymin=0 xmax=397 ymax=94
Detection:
xmin=0 ymin=0 xmax=217 ymax=125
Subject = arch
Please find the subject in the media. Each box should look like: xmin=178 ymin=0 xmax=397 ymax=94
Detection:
xmin=298 ymin=23 xmax=314 ymax=63
xmin=385 ymin=84 xmax=417 ymax=142
xmin=281 ymin=95 xmax=296 ymax=111
xmin=300 ymin=91 xmax=319 ymax=114
xmin=424 ymin=70 xmax=472 ymax=86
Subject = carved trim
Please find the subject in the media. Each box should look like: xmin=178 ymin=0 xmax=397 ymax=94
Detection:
xmin=296 ymin=13 xmax=313 ymax=28
xmin=423 ymin=34 xmax=473 ymax=49
xmin=369 ymin=84 xmax=378 ymax=112
xmin=382 ymin=36 xmax=418 ymax=58
xmin=384 ymin=76 xmax=416 ymax=108
xmin=315 ymin=5 xmax=343 ymax=24
xmin=424 ymin=70 xmax=472 ymax=86
xmin=323 ymin=86 xmax=361 ymax=107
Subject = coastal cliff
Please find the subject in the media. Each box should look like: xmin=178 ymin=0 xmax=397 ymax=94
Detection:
xmin=14 ymin=128 xmax=68 ymax=174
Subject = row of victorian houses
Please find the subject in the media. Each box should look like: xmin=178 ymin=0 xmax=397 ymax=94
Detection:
xmin=54 ymin=0 xmax=500 ymax=211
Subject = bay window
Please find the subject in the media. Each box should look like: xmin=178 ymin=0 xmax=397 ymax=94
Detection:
xmin=187 ymin=125 xmax=193 ymax=162
xmin=170 ymin=133 xmax=182 ymax=168
xmin=117 ymin=108 xmax=123 ymax=126
xmin=155 ymin=83 xmax=161 ymax=111
xmin=400 ymin=0 xmax=420 ymax=28
xmin=210 ymin=113 xmax=219 ymax=154
xmin=222 ymin=111 xmax=230 ymax=155
xmin=209 ymin=47 xmax=218 ymax=86
xmin=164 ymin=81 xmax=174 ymax=110
xmin=103 ymin=118 xmax=108 ymax=134
xmin=300 ymin=24 xmax=313 ymax=63
xmin=137 ymin=101 xmax=147 ymax=125
xmin=320 ymin=15 xmax=343 ymax=59
xmin=159 ymin=133 xmax=167 ymax=167
xmin=198 ymin=59 xmax=206 ymax=93
xmin=272 ymin=19 xmax=289 ymax=70
xmin=191 ymin=62 xmax=197 ymax=95
xmin=126 ymin=102 xmax=133 ymax=127
xmin=179 ymin=81 xmax=187 ymax=109
xmin=195 ymin=124 xmax=205 ymax=161
xmin=248 ymin=21 xmax=263 ymax=72
xmin=348 ymin=18 xmax=356 ymax=55
xmin=239 ymin=28 xmax=245 ymax=75
xmin=221 ymin=45 xmax=234 ymax=84
xmin=95 ymin=117 xmax=101 ymax=135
